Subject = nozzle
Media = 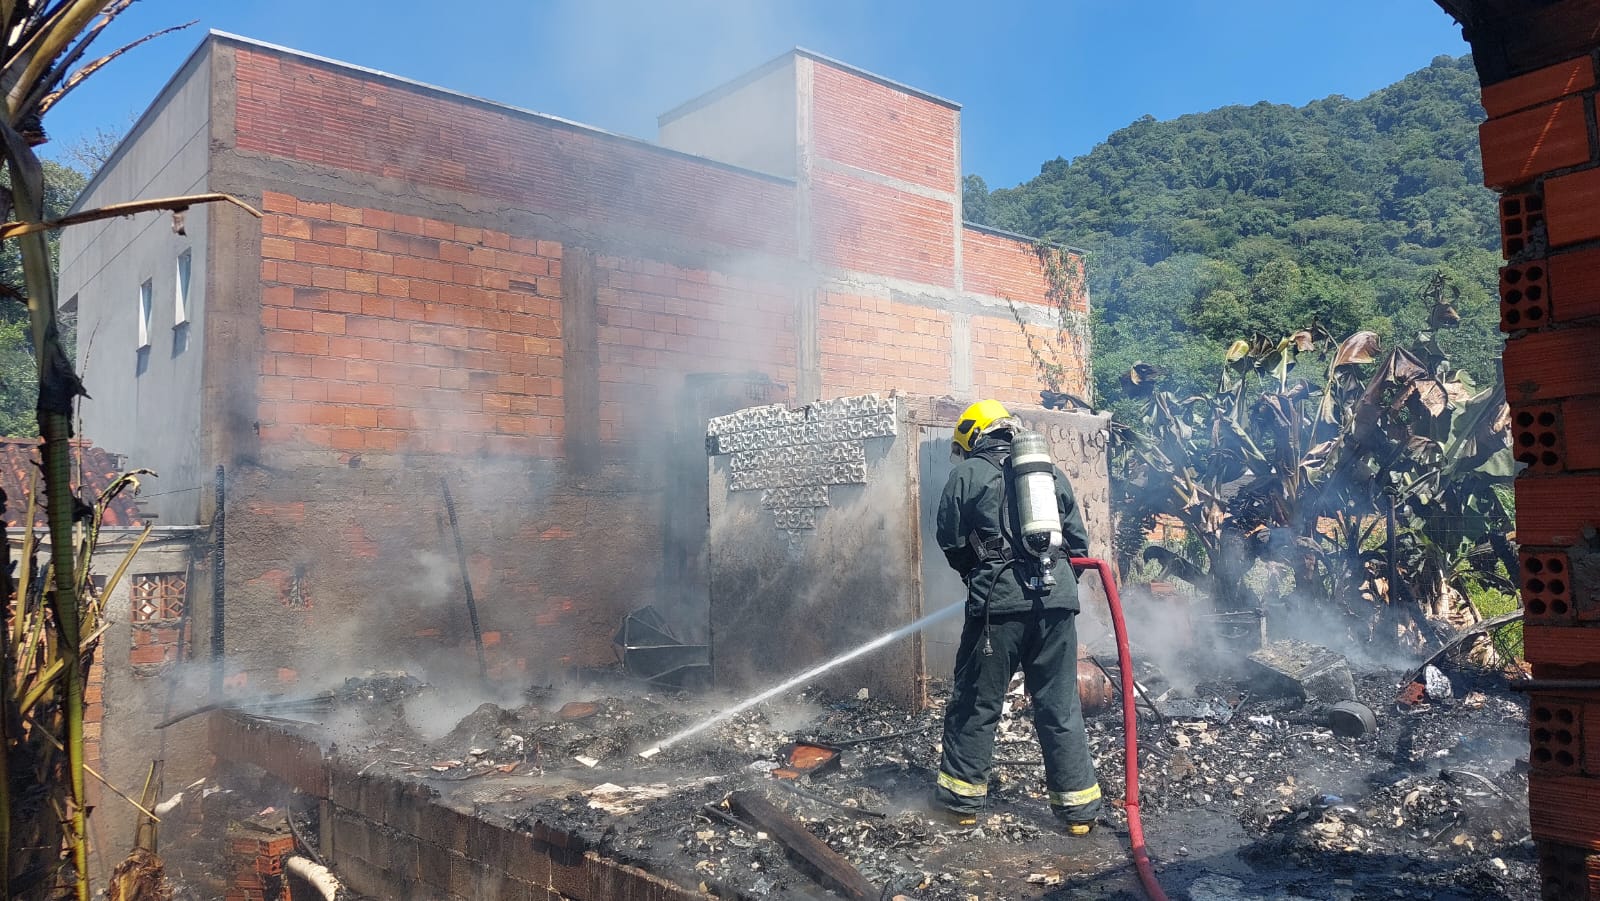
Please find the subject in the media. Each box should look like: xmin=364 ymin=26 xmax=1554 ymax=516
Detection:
xmin=638 ymin=746 xmax=661 ymax=759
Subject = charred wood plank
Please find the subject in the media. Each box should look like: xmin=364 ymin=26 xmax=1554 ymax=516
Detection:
xmin=728 ymin=790 xmax=877 ymax=901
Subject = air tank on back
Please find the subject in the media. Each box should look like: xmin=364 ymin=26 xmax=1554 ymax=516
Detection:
xmin=1010 ymin=430 xmax=1062 ymax=590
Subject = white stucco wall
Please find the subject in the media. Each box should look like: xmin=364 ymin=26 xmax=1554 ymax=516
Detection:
xmin=658 ymin=56 xmax=798 ymax=178
xmin=58 ymin=43 xmax=213 ymax=525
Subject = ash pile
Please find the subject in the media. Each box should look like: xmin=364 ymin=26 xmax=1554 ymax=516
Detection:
xmin=1100 ymin=638 xmax=1534 ymax=901
xmin=183 ymin=647 xmax=1534 ymax=900
xmin=475 ymin=636 xmax=1532 ymax=901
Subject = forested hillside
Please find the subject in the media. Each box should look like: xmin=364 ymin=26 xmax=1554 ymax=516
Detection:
xmin=966 ymin=54 xmax=1501 ymax=415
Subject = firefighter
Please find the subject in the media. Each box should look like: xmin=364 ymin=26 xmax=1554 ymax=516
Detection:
xmin=930 ymin=399 xmax=1103 ymax=833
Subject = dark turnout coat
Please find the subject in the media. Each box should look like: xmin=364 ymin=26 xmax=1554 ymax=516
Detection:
xmin=935 ymin=431 xmax=1091 ymax=617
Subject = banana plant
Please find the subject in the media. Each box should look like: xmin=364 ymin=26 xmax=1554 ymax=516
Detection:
xmin=1113 ymin=295 xmax=1512 ymax=640
xmin=3 ymin=470 xmax=151 ymax=899
xmin=0 ymin=5 xmax=256 ymax=899
xmin=1389 ymin=378 xmax=1515 ymax=621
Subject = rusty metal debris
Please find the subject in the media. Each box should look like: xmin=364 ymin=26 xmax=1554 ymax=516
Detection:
xmin=772 ymin=741 xmax=842 ymax=780
xmin=1076 ymin=658 xmax=1115 ymax=714
xmin=440 ymin=478 xmax=489 ymax=686
xmin=557 ymin=701 xmax=601 ymax=720
xmin=614 ymin=605 xmax=711 ymax=689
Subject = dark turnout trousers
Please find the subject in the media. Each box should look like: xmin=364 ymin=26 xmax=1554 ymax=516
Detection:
xmin=933 ymin=609 xmax=1103 ymax=822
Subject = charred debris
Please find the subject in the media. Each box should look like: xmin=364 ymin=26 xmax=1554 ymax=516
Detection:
xmin=163 ymin=615 xmax=1535 ymax=901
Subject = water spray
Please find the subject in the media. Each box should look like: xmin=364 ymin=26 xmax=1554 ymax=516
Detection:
xmin=637 ymin=601 xmax=965 ymax=758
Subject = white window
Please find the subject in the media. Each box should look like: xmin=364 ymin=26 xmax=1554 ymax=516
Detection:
xmin=174 ymin=250 xmax=191 ymax=326
xmin=137 ymin=279 xmax=152 ymax=349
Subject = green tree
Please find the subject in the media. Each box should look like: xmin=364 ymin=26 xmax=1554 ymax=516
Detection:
xmin=962 ymin=173 xmax=991 ymax=226
xmin=0 ymin=160 xmax=88 ymax=437
xmin=971 ymin=54 xmax=1500 ymax=410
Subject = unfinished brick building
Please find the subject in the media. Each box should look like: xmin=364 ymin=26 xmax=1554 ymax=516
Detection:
xmin=59 ymin=34 xmax=1088 ymax=701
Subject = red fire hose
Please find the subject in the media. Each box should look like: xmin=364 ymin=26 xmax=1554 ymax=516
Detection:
xmin=1071 ymin=557 xmax=1171 ymax=901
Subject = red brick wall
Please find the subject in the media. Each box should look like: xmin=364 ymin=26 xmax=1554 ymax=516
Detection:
xmin=804 ymin=58 xmax=958 ymax=288
xmin=811 ymin=168 xmax=955 ymax=286
xmin=810 ymin=62 xmax=957 ymax=192
xmin=258 ymin=192 xmax=564 ymax=457
xmin=210 ymin=39 xmax=1099 ymax=689
xmin=970 ymin=312 xmax=1087 ymax=403
xmin=963 ymin=228 xmax=1088 ymax=314
xmin=817 ymin=292 xmax=951 ymax=396
xmin=595 ymin=256 xmax=796 ymax=442
xmin=233 ymin=47 xmax=796 ymax=258
xmin=83 ymin=654 xmax=105 ymax=815
xmin=240 ymin=191 xmax=814 ymax=682
xmin=1483 ymin=50 xmax=1600 ymax=886
xmin=1493 ymin=53 xmax=1600 ymax=558
xmin=1480 ymin=57 xmax=1597 ymax=190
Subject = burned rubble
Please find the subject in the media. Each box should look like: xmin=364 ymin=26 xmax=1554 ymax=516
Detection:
xmin=178 ymin=635 xmax=1536 ymax=901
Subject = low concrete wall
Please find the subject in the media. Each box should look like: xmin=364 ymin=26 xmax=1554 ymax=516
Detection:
xmin=209 ymin=712 xmax=699 ymax=901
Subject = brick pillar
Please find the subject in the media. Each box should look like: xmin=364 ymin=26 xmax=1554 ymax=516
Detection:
xmin=82 ymin=654 xmax=105 ymax=814
xmin=225 ymin=816 xmax=298 ymax=901
xmin=1480 ymin=48 xmax=1600 ymax=900
xmin=562 ymin=246 xmax=600 ymax=473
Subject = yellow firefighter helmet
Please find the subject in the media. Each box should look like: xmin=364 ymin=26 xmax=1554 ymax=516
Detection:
xmin=952 ymin=399 xmax=1012 ymax=454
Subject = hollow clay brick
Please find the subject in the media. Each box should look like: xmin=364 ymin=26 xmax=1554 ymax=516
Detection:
xmin=1482 ymin=56 xmax=1598 ymax=118
xmin=1480 ymin=97 xmax=1593 ymax=189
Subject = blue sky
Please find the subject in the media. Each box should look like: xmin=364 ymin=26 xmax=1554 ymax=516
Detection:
xmin=48 ymin=1 xmax=1469 ymax=188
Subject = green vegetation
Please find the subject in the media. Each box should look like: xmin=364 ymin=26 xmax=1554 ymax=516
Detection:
xmin=1464 ymin=565 xmax=1523 ymax=660
xmin=967 ymin=54 xmax=1501 ymax=423
xmin=1113 ymin=314 xmax=1514 ymax=648
xmin=968 ymin=54 xmax=1519 ymax=647
xmin=0 ymin=160 xmax=87 ymax=437
xmin=0 ymin=6 xmax=201 ymax=898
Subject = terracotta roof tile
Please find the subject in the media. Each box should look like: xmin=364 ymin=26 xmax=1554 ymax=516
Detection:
xmin=0 ymin=438 xmax=145 ymax=530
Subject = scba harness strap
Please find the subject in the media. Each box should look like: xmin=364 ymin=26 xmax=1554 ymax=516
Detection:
xmin=966 ymin=531 xmax=1011 ymax=565
xmin=965 ymin=451 xmax=1018 ymax=568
